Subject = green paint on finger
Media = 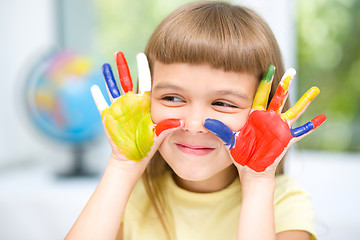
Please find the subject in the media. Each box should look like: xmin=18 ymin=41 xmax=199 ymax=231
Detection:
xmin=262 ymin=65 xmax=275 ymax=83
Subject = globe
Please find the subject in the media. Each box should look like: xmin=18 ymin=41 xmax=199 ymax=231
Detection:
xmin=25 ymin=50 xmax=109 ymax=176
xmin=26 ymin=50 xmax=107 ymax=144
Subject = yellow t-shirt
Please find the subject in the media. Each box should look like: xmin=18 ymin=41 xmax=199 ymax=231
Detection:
xmin=123 ymin=173 xmax=316 ymax=239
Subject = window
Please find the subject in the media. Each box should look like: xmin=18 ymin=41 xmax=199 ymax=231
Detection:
xmin=297 ymin=0 xmax=360 ymax=152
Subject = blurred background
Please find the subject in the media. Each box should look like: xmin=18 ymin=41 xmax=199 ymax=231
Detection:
xmin=0 ymin=0 xmax=359 ymax=239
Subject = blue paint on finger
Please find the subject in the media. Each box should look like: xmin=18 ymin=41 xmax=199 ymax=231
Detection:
xmin=204 ymin=118 xmax=236 ymax=149
xmin=102 ymin=63 xmax=121 ymax=99
xmin=290 ymin=121 xmax=314 ymax=137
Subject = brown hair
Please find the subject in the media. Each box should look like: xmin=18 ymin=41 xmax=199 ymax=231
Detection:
xmin=143 ymin=1 xmax=288 ymax=238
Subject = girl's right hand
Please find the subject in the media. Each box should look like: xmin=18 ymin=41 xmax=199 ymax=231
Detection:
xmin=204 ymin=65 xmax=326 ymax=177
xmin=91 ymin=51 xmax=182 ymax=171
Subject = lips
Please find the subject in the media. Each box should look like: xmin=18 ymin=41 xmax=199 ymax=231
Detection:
xmin=175 ymin=143 xmax=215 ymax=156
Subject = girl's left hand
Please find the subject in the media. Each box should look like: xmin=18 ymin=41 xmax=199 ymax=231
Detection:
xmin=91 ymin=52 xmax=182 ymax=165
xmin=204 ymin=65 xmax=326 ymax=176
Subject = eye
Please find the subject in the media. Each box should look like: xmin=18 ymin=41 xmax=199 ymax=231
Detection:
xmin=212 ymin=100 xmax=242 ymax=113
xmin=160 ymin=95 xmax=185 ymax=107
xmin=212 ymin=101 xmax=238 ymax=108
xmin=161 ymin=96 xmax=184 ymax=102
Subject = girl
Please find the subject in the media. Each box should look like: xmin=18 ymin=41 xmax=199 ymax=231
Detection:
xmin=66 ymin=1 xmax=325 ymax=239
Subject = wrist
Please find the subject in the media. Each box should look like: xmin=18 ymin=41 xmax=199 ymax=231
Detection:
xmin=237 ymin=169 xmax=276 ymax=239
xmin=237 ymin=166 xmax=276 ymax=196
xmin=240 ymin=176 xmax=275 ymax=196
xmin=236 ymin=163 xmax=276 ymax=181
xmin=106 ymin=155 xmax=147 ymax=183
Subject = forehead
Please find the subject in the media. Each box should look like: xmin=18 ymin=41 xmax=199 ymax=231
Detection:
xmin=151 ymin=61 xmax=258 ymax=98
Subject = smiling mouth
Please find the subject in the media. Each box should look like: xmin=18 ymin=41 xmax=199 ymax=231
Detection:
xmin=175 ymin=143 xmax=215 ymax=156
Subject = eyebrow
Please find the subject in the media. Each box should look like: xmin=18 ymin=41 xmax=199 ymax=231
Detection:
xmin=214 ymin=90 xmax=251 ymax=101
xmin=152 ymin=83 xmax=185 ymax=91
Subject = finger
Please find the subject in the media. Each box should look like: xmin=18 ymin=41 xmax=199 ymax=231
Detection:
xmin=136 ymin=53 xmax=151 ymax=94
xmin=102 ymin=63 xmax=121 ymax=102
xmin=132 ymin=118 xmax=183 ymax=162
xmin=268 ymin=68 xmax=296 ymax=113
xmin=204 ymin=118 xmax=236 ymax=149
xmin=290 ymin=114 xmax=326 ymax=137
xmin=154 ymin=118 xmax=183 ymax=137
xmin=91 ymin=84 xmax=109 ymax=115
xmin=281 ymin=87 xmax=320 ymax=123
xmin=150 ymin=119 xmax=184 ymax=155
xmin=114 ymin=51 xmax=133 ymax=93
xmin=252 ymin=65 xmax=275 ymax=111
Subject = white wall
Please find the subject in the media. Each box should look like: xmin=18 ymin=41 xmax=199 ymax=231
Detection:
xmin=234 ymin=0 xmax=298 ymax=103
xmin=0 ymin=0 xmax=108 ymax=170
xmin=0 ymin=0 xmax=56 ymax=167
xmin=234 ymin=0 xmax=297 ymax=68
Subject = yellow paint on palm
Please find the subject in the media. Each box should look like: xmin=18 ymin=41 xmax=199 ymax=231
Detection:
xmin=101 ymin=91 xmax=155 ymax=161
xmin=281 ymin=87 xmax=320 ymax=121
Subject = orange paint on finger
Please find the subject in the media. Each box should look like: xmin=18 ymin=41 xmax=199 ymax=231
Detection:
xmin=281 ymin=87 xmax=320 ymax=121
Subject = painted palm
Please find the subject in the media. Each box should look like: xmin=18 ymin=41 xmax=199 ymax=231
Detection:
xmin=204 ymin=65 xmax=326 ymax=172
xmin=91 ymin=52 xmax=182 ymax=162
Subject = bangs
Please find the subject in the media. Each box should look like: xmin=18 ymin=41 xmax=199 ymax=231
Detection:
xmin=145 ymin=2 xmax=280 ymax=80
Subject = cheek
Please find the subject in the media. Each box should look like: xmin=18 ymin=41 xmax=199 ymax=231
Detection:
xmin=150 ymin=99 xmax=179 ymax=124
xmin=151 ymin=97 xmax=252 ymax=131
xmin=150 ymin=100 xmax=162 ymax=124
xmin=219 ymin=109 xmax=251 ymax=132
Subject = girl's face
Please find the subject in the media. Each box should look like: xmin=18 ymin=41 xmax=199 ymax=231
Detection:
xmin=151 ymin=61 xmax=258 ymax=192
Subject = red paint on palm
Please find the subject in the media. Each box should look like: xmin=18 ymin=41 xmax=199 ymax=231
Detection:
xmin=230 ymin=110 xmax=292 ymax=172
xmin=114 ymin=51 xmax=133 ymax=93
xmin=154 ymin=119 xmax=182 ymax=137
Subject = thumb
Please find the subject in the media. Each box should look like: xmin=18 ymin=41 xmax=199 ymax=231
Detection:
xmin=142 ymin=119 xmax=183 ymax=161
xmin=134 ymin=118 xmax=183 ymax=163
xmin=204 ymin=118 xmax=236 ymax=149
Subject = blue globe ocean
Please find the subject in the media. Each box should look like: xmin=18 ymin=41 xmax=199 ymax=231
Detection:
xmin=26 ymin=51 xmax=107 ymax=144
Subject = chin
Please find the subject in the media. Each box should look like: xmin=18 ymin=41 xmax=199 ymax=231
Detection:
xmin=172 ymin=164 xmax=217 ymax=182
xmin=160 ymin=149 xmax=234 ymax=182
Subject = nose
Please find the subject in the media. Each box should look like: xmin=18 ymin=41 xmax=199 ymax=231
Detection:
xmin=182 ymin=108 xmax=209 ymax=134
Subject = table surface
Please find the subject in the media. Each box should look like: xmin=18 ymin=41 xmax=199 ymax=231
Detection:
xmin=0 ymin=165 xmax=100 ymax=240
